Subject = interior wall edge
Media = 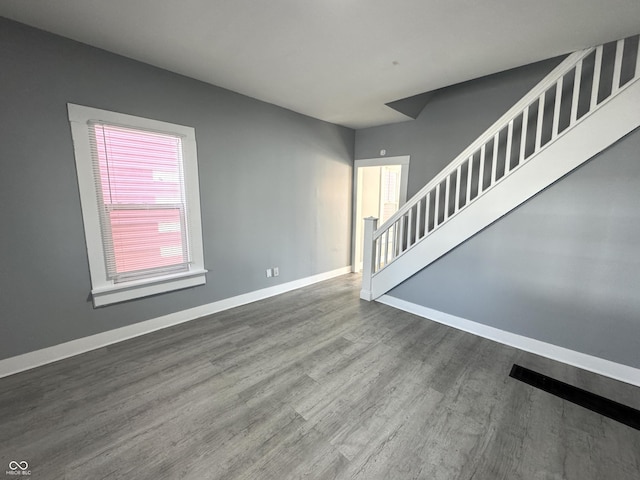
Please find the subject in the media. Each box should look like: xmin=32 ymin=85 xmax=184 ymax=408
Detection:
xmin=0 ymin=267 xmax=352 ymax=379
xmin=377 ymin=294 xmax=640 ymax=388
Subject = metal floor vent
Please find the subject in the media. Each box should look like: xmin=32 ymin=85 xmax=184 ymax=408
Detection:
xmin=509 ymin=364 xmax=640 ymax=431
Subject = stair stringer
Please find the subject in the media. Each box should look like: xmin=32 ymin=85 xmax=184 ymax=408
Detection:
xmin=370 ymin=78 xmax=640 ymax=300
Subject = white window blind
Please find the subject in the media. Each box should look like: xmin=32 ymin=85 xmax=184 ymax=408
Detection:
xmin=68 ymin=104 xmax=206 ymax=307
xmin=89 ymin=123 xmax=192 ymax=282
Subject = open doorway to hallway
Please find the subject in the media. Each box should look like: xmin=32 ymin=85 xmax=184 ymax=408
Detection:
xmin=352 ymin=156 xmax=409 ymax=272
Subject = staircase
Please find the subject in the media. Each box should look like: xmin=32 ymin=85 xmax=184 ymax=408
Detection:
xmin=361 ymin=35 xmax=640 ymax=301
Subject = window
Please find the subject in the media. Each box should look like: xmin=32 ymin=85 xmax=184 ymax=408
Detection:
xmin=68 ymin=104 xmax=206 ymax=307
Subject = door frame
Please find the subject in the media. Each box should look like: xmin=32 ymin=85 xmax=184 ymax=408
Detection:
xmin=352 ymin=155 xmax=410 ymax=273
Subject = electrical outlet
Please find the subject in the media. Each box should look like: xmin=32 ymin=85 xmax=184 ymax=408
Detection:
xmin=273 ymin=267 xmax=279 ymax=277
xmin=266 ymin=268 xmax=273 ymax=278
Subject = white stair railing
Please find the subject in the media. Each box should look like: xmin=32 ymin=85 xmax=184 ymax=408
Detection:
xmin=363 ymin=35 xmax=640 ymax=297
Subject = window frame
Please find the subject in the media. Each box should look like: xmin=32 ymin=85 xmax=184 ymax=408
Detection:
xmin=68 ymin=103 xmax=207 ymax=307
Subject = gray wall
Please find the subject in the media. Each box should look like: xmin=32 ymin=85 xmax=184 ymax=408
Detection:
xmin=355 ymin=57 xmax=565 ymax=197
xmin=0 ymin=18 xmax=354 ymax=359
xmin=388 ymin=128 xmax=640 ymax=369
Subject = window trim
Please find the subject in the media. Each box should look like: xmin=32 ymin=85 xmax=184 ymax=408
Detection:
xmin=68 ymin=103 xmax=207 ymax=307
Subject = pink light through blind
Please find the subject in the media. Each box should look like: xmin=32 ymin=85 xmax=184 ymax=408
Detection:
xmin=91 ymin=123 xmax=189 ymax=279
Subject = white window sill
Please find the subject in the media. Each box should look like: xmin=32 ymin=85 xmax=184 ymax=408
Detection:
xmin=91 ymin=269 xmax=207 ymax=307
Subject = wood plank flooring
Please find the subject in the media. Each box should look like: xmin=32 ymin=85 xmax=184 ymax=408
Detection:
xmin=1 ymin=273 xmax=639 ymax=479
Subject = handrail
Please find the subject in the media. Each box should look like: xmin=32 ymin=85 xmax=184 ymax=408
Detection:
xmin=362 ymin=33 xmax=640 ymax=291
xmin=373 ymin=47 xmax=594 ymax=240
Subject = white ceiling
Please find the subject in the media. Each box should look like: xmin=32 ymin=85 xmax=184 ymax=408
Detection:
xmin=1 ymin=0 xmax=639 ymax=129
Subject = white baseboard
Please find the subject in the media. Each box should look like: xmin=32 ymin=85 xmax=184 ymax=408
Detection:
xmin=377 ymin=294 xmax=640 ymax=388
xmin=0 ymin=266 xmax=352 ymax=379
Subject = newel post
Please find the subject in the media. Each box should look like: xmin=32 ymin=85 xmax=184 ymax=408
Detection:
xmin=360 ymin=216 xmax=378 ymax=301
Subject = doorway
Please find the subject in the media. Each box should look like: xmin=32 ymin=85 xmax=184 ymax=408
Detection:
xmin=352 ymin=156 xmax=410 ymax=272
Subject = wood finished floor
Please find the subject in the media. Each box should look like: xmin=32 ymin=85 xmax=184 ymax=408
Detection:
xmin=1 ymin=274 xmax=639 ymax=479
